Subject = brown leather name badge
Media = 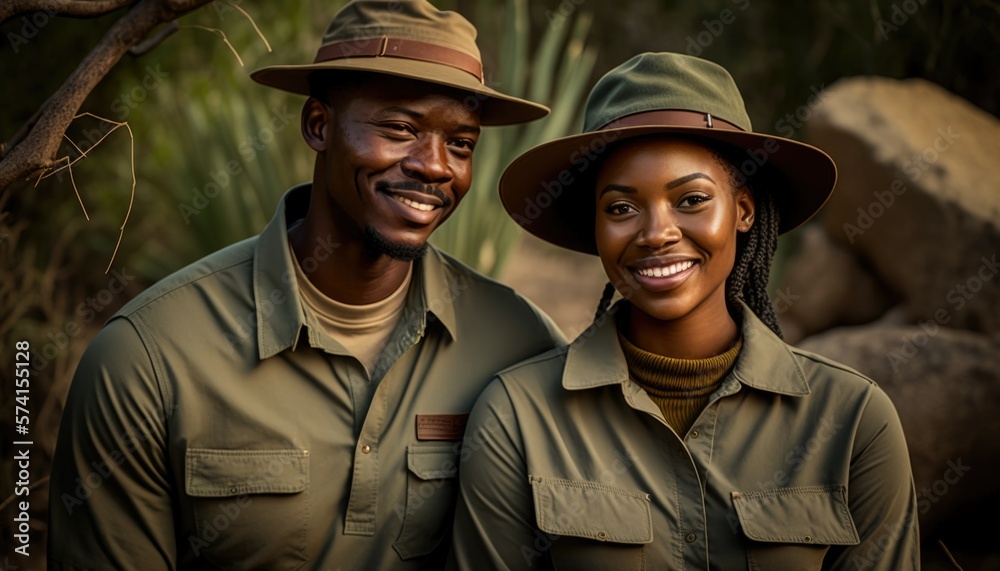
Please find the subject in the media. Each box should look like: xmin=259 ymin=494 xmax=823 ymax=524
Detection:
xmin=416 ymin=414 xmax=470 ymax=441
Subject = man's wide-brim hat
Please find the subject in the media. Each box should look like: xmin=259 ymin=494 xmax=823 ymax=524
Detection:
xmin=251 ymin=0 xmax=548 ymax=126
xmin=500 ymin=52 xmax=837 ymax=254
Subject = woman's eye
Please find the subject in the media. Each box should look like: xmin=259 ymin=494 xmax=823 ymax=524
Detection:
xmin=678 ymin=194 xmax=711 ymax=208
xmin=605 ymin=202 xmax=635 ymax=216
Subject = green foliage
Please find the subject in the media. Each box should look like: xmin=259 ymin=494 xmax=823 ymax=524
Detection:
xmin=429 ymin=0 xmax=597 ymax=276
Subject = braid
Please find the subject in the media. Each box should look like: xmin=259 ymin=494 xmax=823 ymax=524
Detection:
xmin=593 ymin=282 xmax=617 ymax=323
xmin=709 ymin=144 xmax=783 ymax=338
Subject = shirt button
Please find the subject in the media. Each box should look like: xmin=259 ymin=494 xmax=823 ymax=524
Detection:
xmin=676 ymin=448 xmax=686 ymax=458
xmin=361 ymin=445 xmax=372 ymax=454
xmin=804 ymin=535 xmax=813 ymax=543
xmin=689 ymin=429 xmax=700 ymax=439
xmin=597 ymin=531 xmax=608 ymax=541
xmin=686 ymin=533 xmax=697 ymax=543
xmin=229 ymin=486 xmax=238 ymax=494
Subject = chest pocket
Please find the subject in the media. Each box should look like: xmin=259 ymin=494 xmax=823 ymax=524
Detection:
xmin=732 ymin=484 xmax=860 ymax=571
xmin=531 ymin=476 xmax=653 ymax=571
xmin=185 ymin=448 xmax=309 ymax=570
xmin=392 ymin=443 xmax=461 ymax=561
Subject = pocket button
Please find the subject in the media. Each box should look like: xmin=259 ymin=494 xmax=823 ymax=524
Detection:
xmin=686 ymin=533 xmax=697 ymax=543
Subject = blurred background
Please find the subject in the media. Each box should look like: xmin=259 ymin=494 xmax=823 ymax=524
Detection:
xmin=1 ymin=0 xmax=997 ymax=568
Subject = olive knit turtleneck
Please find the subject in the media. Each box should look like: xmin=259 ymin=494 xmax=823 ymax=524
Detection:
xmin=617 ymin=330 xmax=743 ymax=436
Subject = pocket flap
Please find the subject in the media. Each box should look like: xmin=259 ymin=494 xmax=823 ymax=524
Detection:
xmin=732 ymin=484 xmax=859 ymax=545
xmin=185 ymin=448 xmax=309 ymax=497
xmin=407 ymin=443 xmax=459 ymax=480
xmin=531 ymin=476 xmax=653 ymax=544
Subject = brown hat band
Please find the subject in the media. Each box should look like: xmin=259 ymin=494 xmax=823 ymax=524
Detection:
xmin=599 ymin=110 xmax=745 ymax=132
xmin=315 ymin=36 xmax=485 ymax=84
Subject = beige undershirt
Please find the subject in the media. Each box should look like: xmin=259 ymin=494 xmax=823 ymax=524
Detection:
xmin=288 ymin=229 xmax=411 ymax=376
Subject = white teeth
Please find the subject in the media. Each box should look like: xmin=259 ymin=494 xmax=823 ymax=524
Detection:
xmin=637 ymin=260 xmax=695 ymax=278
xmin=394 ymin=195 xmax=436 ymax=212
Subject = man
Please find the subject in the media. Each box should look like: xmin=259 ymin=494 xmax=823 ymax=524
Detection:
xmin=47 ymin=1 xmax=563 ymax=569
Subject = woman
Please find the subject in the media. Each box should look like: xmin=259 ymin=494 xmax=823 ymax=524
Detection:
xmin=451 ymin=53 xmax=918 ymax=570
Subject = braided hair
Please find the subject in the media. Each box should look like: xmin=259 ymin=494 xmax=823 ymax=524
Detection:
xmin=591 ymin=139 xmax=783 ymax=338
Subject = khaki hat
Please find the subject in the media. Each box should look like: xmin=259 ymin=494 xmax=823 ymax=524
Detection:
xmin=500 ymin=52 xmax=837 ymax=254
xmin=250 ymin=0 xmax=549 ymax=126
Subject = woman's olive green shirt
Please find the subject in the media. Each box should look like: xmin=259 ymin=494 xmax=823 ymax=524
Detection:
xmin=452 ymin=302 xmax=919 ymax=570
xmin=47 ymin=185 xmax=564 ymax=570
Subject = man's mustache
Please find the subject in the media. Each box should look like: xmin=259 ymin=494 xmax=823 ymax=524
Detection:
xmin=375 ymin=180 xmax=453 ymax=208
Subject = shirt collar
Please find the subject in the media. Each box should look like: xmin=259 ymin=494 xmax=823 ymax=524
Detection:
xmin=253 ymin=184 xmax=458 ymax=360
xmin=562 ymin=301 xmax=810 ymax=396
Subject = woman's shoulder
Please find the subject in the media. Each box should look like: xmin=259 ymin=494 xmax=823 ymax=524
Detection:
xmin=787 ymin=345 xmax=878 ymax=387
xmin=491 ymin=345 xmax=572 ymax=393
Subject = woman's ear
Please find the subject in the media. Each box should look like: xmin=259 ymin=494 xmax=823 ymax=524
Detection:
xmin=735 ymin=186 xmax=755 ymax=233
xmin=301 ymin=97 xmax=330 ymax=153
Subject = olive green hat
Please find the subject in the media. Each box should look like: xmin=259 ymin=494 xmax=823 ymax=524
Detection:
xmin=251 ymin=0 xmax=549 ymax=125
xmin=500 ymin=52 xmax=837 ymax=254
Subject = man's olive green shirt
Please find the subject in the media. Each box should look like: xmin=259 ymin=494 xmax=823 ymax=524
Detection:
xmin=48 ymin=184 xmax=564 ymax=570
xmin=453 ymin=302 xmax=919 ymax=570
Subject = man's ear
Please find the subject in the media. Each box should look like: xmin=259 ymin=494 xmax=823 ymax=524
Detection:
xmin=735 ymin=186 xmax=755 ymax=233
xmin=302 ymin=97 xmax=330 ymax=153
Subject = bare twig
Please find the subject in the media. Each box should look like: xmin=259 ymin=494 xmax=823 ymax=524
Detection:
xmin=0 ymin=0 xmax=215 ymax=190
xmin=105 ymin=118 xmax=135 ymax=274
xmin=181 ymin=24 xmax=244 ymax=66
xmin=0 ymin=0 xmax=137 ymax=24
xmin=60 ymin=134 xmax=91 ymax=219
xmin=223 ymin=0 xmax=270 ymax=52
xmin=938 ymin=540 xmax=964 ymax=571
xmin=129 ymin=19 xmax=180 ymax=55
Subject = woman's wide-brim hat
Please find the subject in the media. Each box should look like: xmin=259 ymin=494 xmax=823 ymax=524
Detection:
xmin=251 ymin=0 xmax=549 ymax=126
xmin=500 ymin=52 xmax=837 ymax=254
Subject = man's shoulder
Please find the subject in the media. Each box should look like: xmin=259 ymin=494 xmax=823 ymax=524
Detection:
xmin=114 ymin=236 xmax=258 ymax=322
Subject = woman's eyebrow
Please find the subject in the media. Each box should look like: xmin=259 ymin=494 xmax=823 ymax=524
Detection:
xmin=598 ymin=184 xmax=636 ymax=197
xmin=666 ymin=172 xmax=715 ymax=190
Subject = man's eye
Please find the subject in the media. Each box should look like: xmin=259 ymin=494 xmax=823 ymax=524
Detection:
xmin=448 ymin=139 xmax=476 ymax=156
xmin=382 ymin=122 xmax=414 ymax=134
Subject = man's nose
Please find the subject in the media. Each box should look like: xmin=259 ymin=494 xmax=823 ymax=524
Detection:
xmin=401 ymin=138 xmax=452 ymax=184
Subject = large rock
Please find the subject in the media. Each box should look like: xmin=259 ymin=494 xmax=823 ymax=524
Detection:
xmin=778 ymin=225 xmax=894 ymax=343
xmin=806 ymin=77 xmax=1000 ymax=336
xmin=798 ymin=324 xmax=1000 ymax=539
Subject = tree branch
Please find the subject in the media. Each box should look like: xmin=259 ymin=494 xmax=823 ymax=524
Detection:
xmin=0 ymin=0 xmax=138 ymax=24
xmin=0 ymin=0 xmax=215 ymax=190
